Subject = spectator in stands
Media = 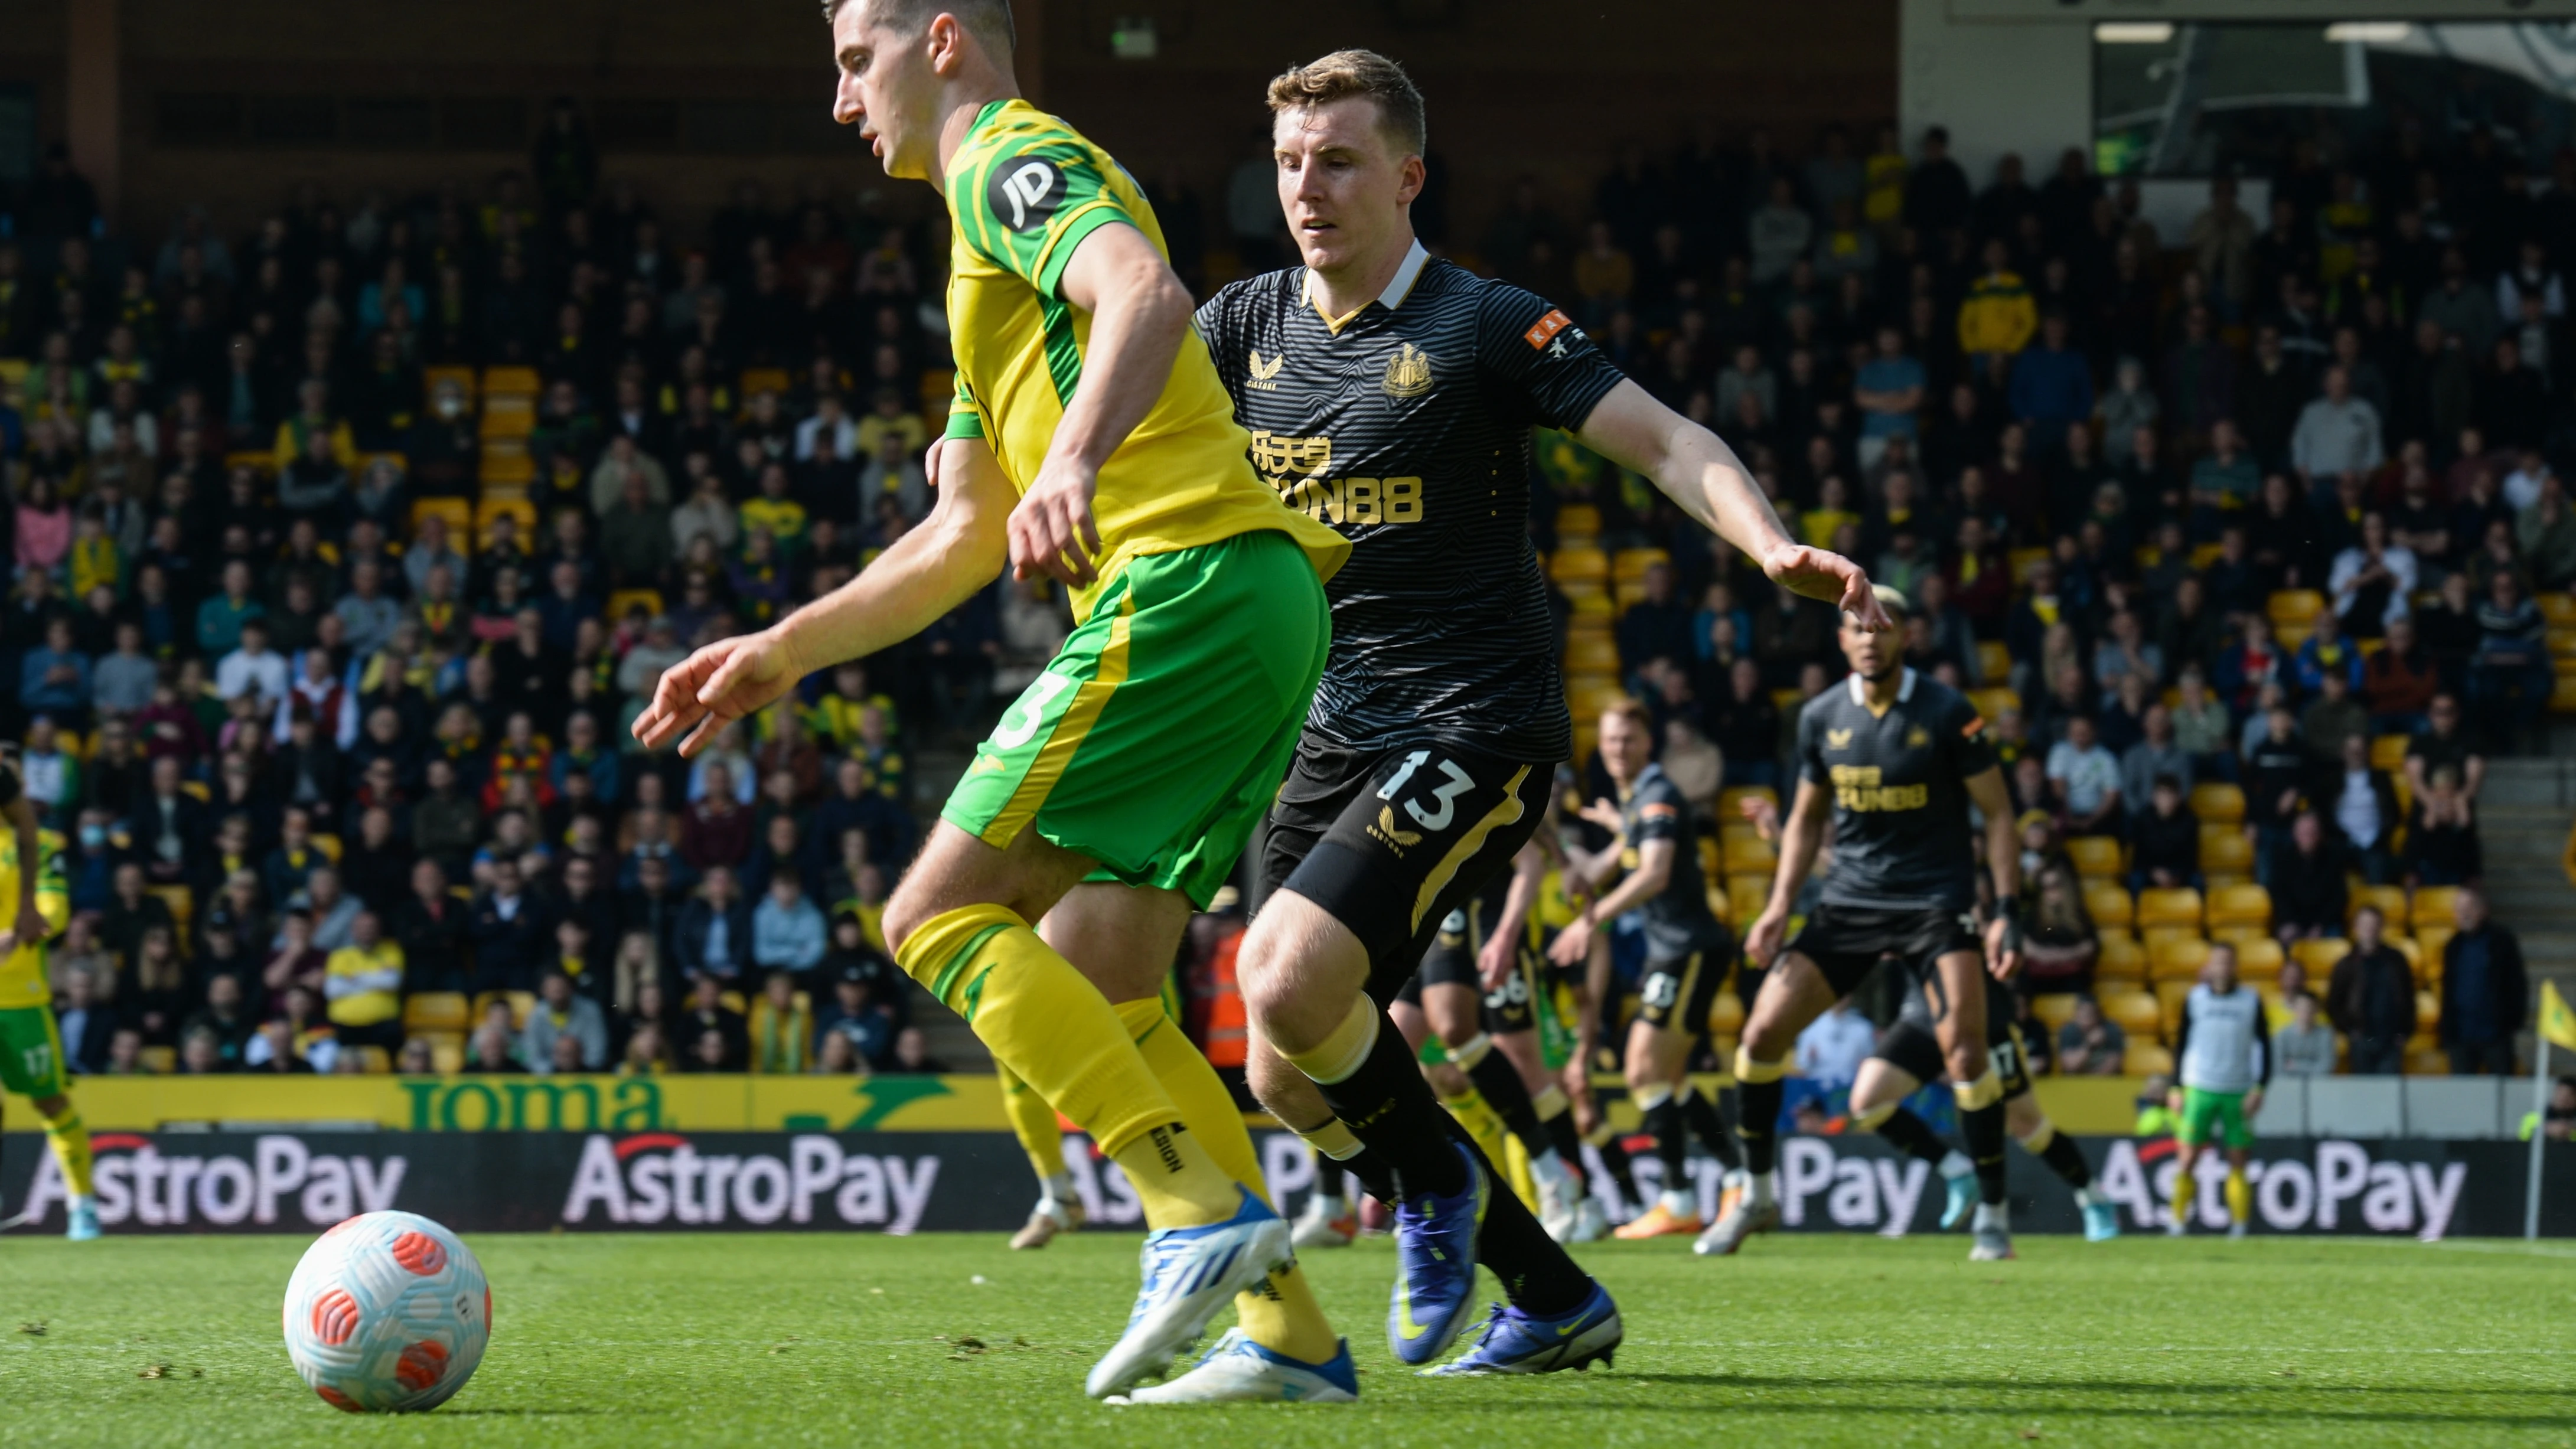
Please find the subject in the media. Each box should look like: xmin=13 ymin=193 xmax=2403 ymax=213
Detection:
xmin=888 ymin=1025 xmax=947 ymax=1075
xmin=674 ymin=864 xmax=752 ymax=984
xmin=678 ymin=972 xmax=748 ymax=1071
xmin=2326 ymin=906 xmax=2416 ymax=1074
xmin=752 ymin=869 xmax=827 ymax=983
xmin=465 ymin=1007 xmax=524 ymax=1074
xmin=2401 ymin=765 xmax=2482 ymax=886
xmin=750 ymin=970 xmax=813 ymax=1075
xmin=2404 ymin=694 xmax=2486 ymax=803
xmin=2272 ymin=990 xmax=2338 ymax=1076
xmin=816 ymin=945 xmax=896 ymax=1071
xmin=2470 ymin=572 xmax=2551 ymax=749
xmin=2119 ymin=706 xmax=2190 ymax=820
xmin=467 ymin=857 xmax=547 ymax=994
xmin=2130 ymin=775 xmax=2200 ymax=891
xmin=2362 ymin=616 xmax=2440 ymax=735
xmin=2323 ymin=734 xmax=2399 ymax=883
xmin=1794 ymin=997 xmax=1875 ymax=1089
xmin=2327 ymin=511 xmax=2417 ymax=639
xmin=322 ymin=909 xmax=405 ymax=1052
xmin=2270 ymin=812 xmax=2348 ymax=941
xmin=522 ymin=968 xmax=609 ymax=1074
xmin=2438 ymin=886 xmax=2525 ymax=1077
xmin=2045 ymin=715 xmax=2121 ymax=836
xmin=2055 ymin=996 xmax=2126 ymax=1076
xmin=2020 ymin=860 xmax=2099 ymax=994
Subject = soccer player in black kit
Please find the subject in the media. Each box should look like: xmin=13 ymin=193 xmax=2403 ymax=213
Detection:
xmin=1700 ymin=586 xmax=2026 ymax=1261
xmin=1150 ymin=49 xmax=1886 ymax=1395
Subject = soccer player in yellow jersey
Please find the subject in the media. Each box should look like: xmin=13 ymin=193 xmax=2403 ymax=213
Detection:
xmin=0 ymin=769 xmax=95 ymax=1241
xmin=635 ymin=0 xmax=1358 ymax=1403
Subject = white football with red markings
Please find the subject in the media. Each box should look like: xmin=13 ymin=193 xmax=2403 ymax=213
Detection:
xmin=282 ymin=1210 xmax=490 ymax=1412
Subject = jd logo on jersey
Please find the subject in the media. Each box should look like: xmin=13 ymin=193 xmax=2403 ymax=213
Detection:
xmin=1381 ymin=342 xmax=1433 ymax=399
xmin=1248 ymin=350 xmax=1286 ymax=391
xmin=988 ymin=156 xmax=1066 ymax=232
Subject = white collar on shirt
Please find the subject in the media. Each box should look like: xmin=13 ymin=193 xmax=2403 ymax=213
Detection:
xmin=1845 ymin=667 xmax=1918 ymax=707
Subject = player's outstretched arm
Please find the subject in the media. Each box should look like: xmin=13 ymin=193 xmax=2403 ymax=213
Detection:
xmin=631 ymin=437 xmax=1013 ymax=756
xmin=1007 ymin=222 xmax=1195 ymax=588
xmin=0 ymin=793 xmax=37 ymax=956
xmin=1547 ymin=838 xmax=1674 ymax=967
xmin=1576 ymin=380 xmax=1890 ymax=631
xmin=1745 ymin=776 xmax=1833 ymax=967
xmin=1965 ymin=765 xmax=2024 ymax=980
xmin=1478 ymin=840 xmax=1547 ymax=990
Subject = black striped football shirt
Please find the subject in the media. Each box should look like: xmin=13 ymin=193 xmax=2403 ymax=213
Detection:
xmin=1196 ymin=243 xmax=1625 ymax=762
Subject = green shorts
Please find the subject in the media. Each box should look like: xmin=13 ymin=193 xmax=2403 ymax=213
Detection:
xmin=0 ymin=1004 xmax=66 ymax=1101
xmin=943 ymin=528 xmax=1330 ymax=908
xmin=2176 ymin=1085 xmax=2254 ymax=1150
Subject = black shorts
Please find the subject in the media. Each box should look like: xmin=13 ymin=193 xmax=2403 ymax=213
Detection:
xmin=1261 ymin=735 xmax=1555 ymax=1007
xmin=1636 ymin=941 xmax=1730 ymax=1036
xmin=1785 ymin=902 xmax=1982 ymax=997
xmin=1876 ymin=1017 xmax=2034 ymax=1099
xmin=1399 ymin=916 xmax=1543 ymax=1036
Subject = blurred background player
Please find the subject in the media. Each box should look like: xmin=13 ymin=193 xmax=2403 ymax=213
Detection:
xmin=2168 ymin=941 xmax=2271 ymax=1238
xmin=1705 ymin=586 xmax=2023 ymax=1262
xmin=998 ymin=1063 xmax=1084 ymax=1249
xmin=1212 ymin=48 xmax=1882 ymax=1381
xmin=1551 ymin=701 xmax=1745 ymax=1241
xmin=0 ymin=758 xmax=93 ymax=1241
xmin=1847 ymin=962 xmax=2121 ymax=1245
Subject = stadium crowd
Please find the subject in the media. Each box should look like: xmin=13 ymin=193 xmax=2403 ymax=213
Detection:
xmin=5 ymin=105 xmax=2571 ymax=1087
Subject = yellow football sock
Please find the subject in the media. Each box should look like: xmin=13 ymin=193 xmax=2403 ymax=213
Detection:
xmin=1438 ymin=1086 xmax=1515 ymax=1197
xmin=1116 ymin=998 xmax=1339 ymax=1365
xmin=2225 ymin=1167 xmax=2252 ymax=1225
xmin=43 ymin=1108 xmax=94 ymax=1199
xmin=895 ymin=903 xmax=1234 ymax=1227
xmin=2171 ymin=1172 xmax=2195 ymax=1225
xmin=996 ymin=1062 xmax=1066 ymax=1184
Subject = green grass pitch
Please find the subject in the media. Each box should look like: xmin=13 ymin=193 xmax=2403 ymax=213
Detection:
xmin=6 ymin=1231 xmax=2574 ymax=1446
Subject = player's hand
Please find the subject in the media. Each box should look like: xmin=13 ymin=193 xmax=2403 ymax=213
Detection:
xmin=2166 ymin=1089 xmax=2183 ymax=1112
xmin=1738 ymin=794 xmax=1780 ymax=840
xmin=1547 ymin=915 xmax=1594 ymax=967
xmin=1576 ymin=798 xmax=1623 ymax=833
xmin=1744 ymin=906 xmax=1790 ymax=968
xmin=1760 ymin=540 xmax=1889 ymax=630
xmin=631 ymin=628 xmax=807 ymax=758
xmin=2245 ymin=1088 xmax=2264 ymax=1118
xmin=1476 ymin=927 xmax=1517 ymax=992
xmin=1008 ymin=456 xmax=1104 ymax=588
xmin=1983 ymin=914 xmax=2023 ymax=982
xmin=924 ymin=435 xmax=953 ymax=492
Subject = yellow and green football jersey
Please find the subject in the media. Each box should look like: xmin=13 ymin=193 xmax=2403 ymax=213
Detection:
xmin=0 ymin=827 xmax=71 ymax=1011
xmin=938 ymin=98 xmax=1346 ymax=622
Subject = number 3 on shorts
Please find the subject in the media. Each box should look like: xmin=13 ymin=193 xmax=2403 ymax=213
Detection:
xmin=990 ymin=671 xmax=1074 ymax=750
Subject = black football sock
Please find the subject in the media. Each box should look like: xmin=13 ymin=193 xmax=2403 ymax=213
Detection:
xmin=1736 ymin=1075 xmax=1785 ymax=1176
xmin=2034 ymin=1128 xmax=2094 ymax=1190
xmin=1641 ymin=1089 xmax=1688 ymax=1183
xmin=1589 ymin=1124 xmax=1642 ymax=1208
xmin=1449 ymin=1121 xmax=1592 ymax=1317
xmin=1310 ymin=1012 xmax=1469 ymax=1199
xmin=1458 ymin=1037 xmax=1550 ymax=1160
xmin=1874 ymin=1106 xmax=1951 ymax=1166
xmin=1678 ymin=1082 xmax=1742 ymax=1170
xmin=1338 ymin=1145 xmax=1397 ymax=1204
xmin=1960 ymin=1100 xmax=2010 ymax=1207
xmin=1538 ymin=1095 xmax=1586 ymax=1175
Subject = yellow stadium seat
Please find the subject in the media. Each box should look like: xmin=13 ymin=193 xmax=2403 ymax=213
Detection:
xmin=1566 ymin=589 xmax=1614 ymax=624
xmin=2405 ymin=1046 xmax=2453 ymax=1076
xmin=148 ymin=885 xmax=194 ymax=949
xmin=2082 ymin=882 xmax=2134 ymax=931
xmin=739 ymin=367 xmax=791 ymax=400
xmin=2290 ymin=937 xmax=2352 ymax=978
xmin=1724 ymin=874 xmax=1771 ymax=928
xmin=350 ymin=1045 xmax=393 ymax=1075
xmin=1566 ymin=680 xmax=1630 ymax=724
xmin=2154 ymin=979 xmax=2198 ymax=1032
xmin=2233 ymin=938 xmax=2285 ymax=980
xmin=431 ymin=1040 xmax=466 ymax=1075
xmin=2547 ymin=627 xmax=2576 ymax=658
xmin=2553 ymin=674 xmax=2576 ymax=714
xmin=2543 ymin=593 xmax=2576 ymax=627
xmin=2137 ymin=887 xmax=2203 ymax=931
xmin=2347 ymin=885 xmax=2408 ymax=930
xmin=1611 ymin=547 xmax=1669 ymax=582
xmin=2125 ymin=1043 xmax=2176 ymax=1078
xmin=1555 ymin=504 xmax=1600 ymax=540
xmin=2416 ymin=925 xmax=2453 ymax=980
xmin=2096 ymin=933 xmax=2147 ymax=984
xmin=1564 ymin=633 xmax=1620 ymax=674
xmin=140 ymin=1045 xmax=178 ymax=1073
xmin=608 ymin=589 xmax=665 ymax=621
xmin=1720 ymin=825 xmax=1777 ymax=875
xmin=480 ymin=365 xmax=541 ymax=398
xmin=410 ymin=496 xmax=473 ymax=543
xmin=2385 ymin=936 xmax=2423 ymax=974
xmin=1968 ymin=687 xmax=2020 ymax=722
xmin=2209 ymin=925 xmax=2268 ymax=949
xmin=403 ymin=993 xmax=471 ymax=1033
xmin=2149 ymin=935 xmax=2210 ymax=983
xmin=2267 ymin=590 xmax=2324 ymax=631
xmin=2206 ymin=883 xmax=2271 ymax=933
xmin=1549 ymin=546 xmax=1610 ymax=585
xmin=2198 ymin=827 xmax=2252 ymax=874
xmin=1706 ymin=990 xmax=1745 ymax=1040
xmin=311 ymin=833 xmax=342 ymax=863
xmin=2007 ymin=547 xmax=2050 ymax=586
xmin=2410 ymin=886 xmax=2461 ymax=932
xmin=226 ymin=449 xmax=275 ymax=477
xmin=1698 ymin=837 xmax=1721 ymax=879
xmin=2104 ymin=990 xmax=2164 ymax=1042
xmin=2065 ymin=836 xmax=2124 ymax=879
xmin=2190 ymin=783 xmax=2245 ymax=824
xmin=2029 ymin=993 xmax=2081 ymax=1034
xmin=1976 ymin=640 xmax=2010 ymax=683
xmin=477 ymin=394 xmax=536 ymax=440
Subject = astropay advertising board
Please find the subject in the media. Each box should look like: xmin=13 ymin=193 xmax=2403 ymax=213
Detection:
xmin=5 ymin=1131 xmax=2570 ymax=1236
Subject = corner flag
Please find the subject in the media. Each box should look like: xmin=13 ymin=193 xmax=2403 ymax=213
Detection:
xmin=2542 ymin=981 xmax=2576 ymax=1055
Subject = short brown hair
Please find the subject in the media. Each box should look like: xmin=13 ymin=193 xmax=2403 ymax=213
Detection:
xmin=1266 ymin=49 xmax=1426 ymax=155
xmin=822 ymin=0 xmax=1016 ymax=53
xmin=1601 ymin=699 xmax=1652 ymax=733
